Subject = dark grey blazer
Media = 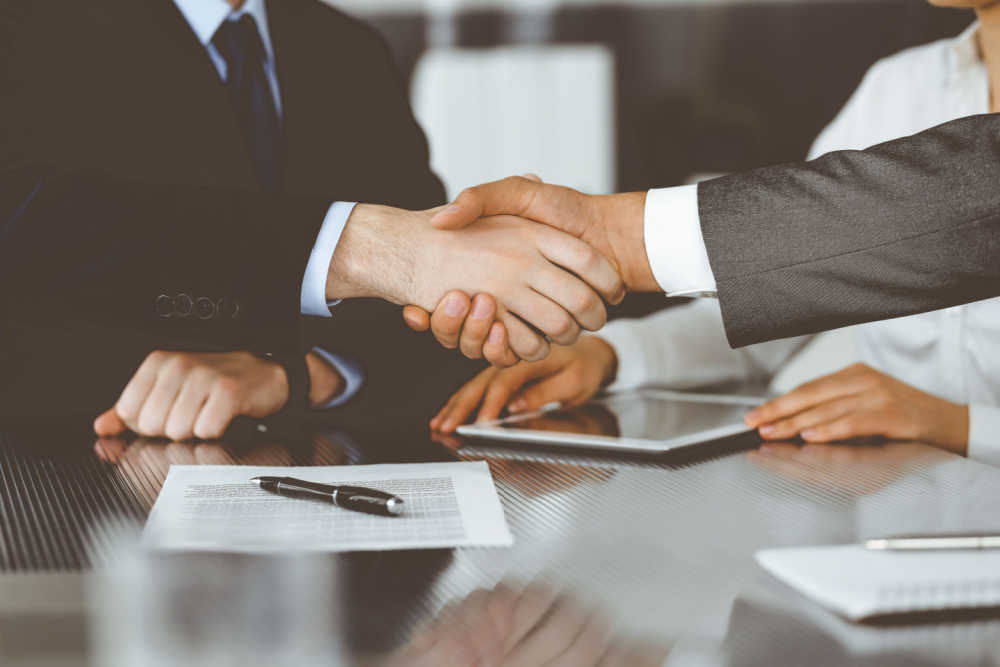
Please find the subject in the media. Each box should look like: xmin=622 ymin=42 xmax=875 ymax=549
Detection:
xmin=698 ymin=113 xmax=1000 ymax=348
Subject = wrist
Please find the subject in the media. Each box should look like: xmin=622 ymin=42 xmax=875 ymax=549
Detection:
xmin=935 ymin=402 xmax=970 ymax=455
xmin=593 ymin=192 xmax=658 ymax=292
xmin=326 ymin=204 xmax=418 ymax=303
xmin=585 ymin=336 xmax=619 ymax=387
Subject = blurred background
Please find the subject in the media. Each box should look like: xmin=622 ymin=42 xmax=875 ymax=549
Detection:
xmin=331 ymin=0 xmax=972 ymax=198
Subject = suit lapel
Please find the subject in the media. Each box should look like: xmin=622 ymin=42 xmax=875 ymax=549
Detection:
xmin=267 ymin=0 xmax=355 ymax=197
xmin=147 ymin=0 xmax=257 ymax=188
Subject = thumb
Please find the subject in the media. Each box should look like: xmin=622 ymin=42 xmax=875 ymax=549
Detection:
xmin=430 ymin=176 xmax=546 ymax=230
xmin=94 ymin=408 xmax=128 ymax=436
xmin=402 ymin=305 xmax=431 ymax=332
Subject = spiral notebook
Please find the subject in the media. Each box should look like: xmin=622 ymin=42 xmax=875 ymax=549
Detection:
xmin=755 ymin=545 xmax=1000 ymax=621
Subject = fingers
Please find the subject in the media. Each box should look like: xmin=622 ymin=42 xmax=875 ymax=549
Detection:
xmin=94 ymin=409 xmax=128 ymax=437
xmin=458 ymin=294 xmax=498 ymax=360
xmin=506 ymin=371 xmax=582 ymax=414
xmin=477 ymin=361 xmax=558 ymax=423
xmin=431 ymin=176 xmax=546 ymax=230
xmin=499 ymin=309 xmax=551 ymax=362
xmin=535 ymin=229 xmax=625 ymax=311
xmin=758 ymin=395 xmax=860 ymax=441
xmin=745 ymin=365 xmax=865 ymax=428
xmin=164 ymin=379 xmax=210 ymax=441
xmin=193 ymin=383 xmax=241 ymax=440
xmin=402 ymin=305 xmax=431 ymax=332
xmin=483 ymin=322 xmax=519 ymax=368
xmin=135 ymin=357 xmax=188 ymax=435
xmin=505 ymin=290 xmax=581 ymax=348
xmin=798 ymin=413 xmax=885 ymax=443
xmin=114 ymin=351 xmax=164 ymax=430
xmin=427 ymin=291 xmax=472 ymax=350
xmin=430 ymin=367 xmax=498 ymax=433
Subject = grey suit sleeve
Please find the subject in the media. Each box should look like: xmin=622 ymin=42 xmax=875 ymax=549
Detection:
xmin=698 ymin=113 xmax=1000 ymax=348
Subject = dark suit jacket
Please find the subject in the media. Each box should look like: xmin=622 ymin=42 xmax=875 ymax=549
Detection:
xmin=699 ymin=113 xmax=1000 ymax=348
xmin=0 ymin=0 xmax=484 ymax=428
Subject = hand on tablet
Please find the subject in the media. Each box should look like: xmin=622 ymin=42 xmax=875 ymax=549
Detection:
xmin=430 ymin=336 xmax=618 ymax=433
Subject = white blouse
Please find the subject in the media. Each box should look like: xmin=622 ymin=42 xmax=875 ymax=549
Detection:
xmin=601 ymin=21 xmax=1000 ymax=465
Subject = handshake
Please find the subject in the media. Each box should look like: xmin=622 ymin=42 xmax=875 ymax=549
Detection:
xmin=327 ymin=175 xmax=658 ymax=366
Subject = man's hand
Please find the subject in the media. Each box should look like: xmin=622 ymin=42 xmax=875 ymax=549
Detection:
xmin=403 ymin=291 xmax=519 ymax=367
xmin=93 ymin=350 xmax=344 ymax=441
xmin=400 ymin=177 xmax=652 ymax=365
xmin=328 ymin=204 xmax=625 ymax=362
xmin=744 ymin=363 xmax=970 ymax=454
xmin=433 ymin=176 xmax=654 ymax=291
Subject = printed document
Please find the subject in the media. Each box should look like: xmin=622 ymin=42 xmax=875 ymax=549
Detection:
xmin=142 ymin=461 xmax=512 ymax=552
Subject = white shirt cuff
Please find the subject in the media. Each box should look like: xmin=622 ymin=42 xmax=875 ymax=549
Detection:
xmin=310 ymin=346 xmax=365 ymax=409
xmin=644 ymin=185 xmax=717 ymax=297
xmin=967 ymin=404 xmax=1000 ymax=467
xmin=300 ymin=201 xmax=357 ymax=317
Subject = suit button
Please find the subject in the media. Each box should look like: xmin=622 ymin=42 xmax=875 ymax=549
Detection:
xmin=175 ymin=293 xmax=193 ymax=318
xmin=218 ymin=298 xmax=241 ymax=320
xmin=155 ymin=294 xmax=173 ymax=318
xmin=196 ymin=296 xmax=217 ymax=320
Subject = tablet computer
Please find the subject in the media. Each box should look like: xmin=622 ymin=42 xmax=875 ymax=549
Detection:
xmin=455 ymin=389 xmax=762 ymax=454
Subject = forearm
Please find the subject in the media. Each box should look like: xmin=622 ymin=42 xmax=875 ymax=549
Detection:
xmin=1 ymin=165 xmax=330 ymax=350
xmin=699 ymin=114 xmax=1000 ymax=347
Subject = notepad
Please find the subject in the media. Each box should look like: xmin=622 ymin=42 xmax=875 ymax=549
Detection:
xmin=142 ymin=462 xmax=513 ymax=552
xmin=755 ymin=545 xmax=1000 ymax=621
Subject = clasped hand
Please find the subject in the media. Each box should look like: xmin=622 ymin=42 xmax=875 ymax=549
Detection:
xmin=327 ymin=180 xmax=636 ymax=364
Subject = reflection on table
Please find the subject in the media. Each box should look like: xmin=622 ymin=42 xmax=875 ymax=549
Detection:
xmin=3 ymin=406 xmax=1000 ymax=665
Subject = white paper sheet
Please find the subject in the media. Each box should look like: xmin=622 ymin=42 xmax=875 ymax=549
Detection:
xmin=756 ymin=545 xmax=1000 ymax=620
xmin=142 ymin=461 xmax=513 ymax=552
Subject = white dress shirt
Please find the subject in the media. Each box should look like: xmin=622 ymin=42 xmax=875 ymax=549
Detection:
xmin=605 ymin=21 xmax=1000 ymax=465
xmin=171 ymin=0 xmax=362 ymax=407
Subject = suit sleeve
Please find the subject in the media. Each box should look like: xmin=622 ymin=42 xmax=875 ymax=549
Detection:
xmin=698 ymin=113 xmax=1000 ymax=347
xmin=0 ymin=165 xmax=331 ymax=352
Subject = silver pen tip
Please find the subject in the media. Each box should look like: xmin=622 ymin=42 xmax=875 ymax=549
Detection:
xmin=249 ymin=477 xmax=262 ymax=486
xmin=386 ymin=497 xmax=404 ymax=516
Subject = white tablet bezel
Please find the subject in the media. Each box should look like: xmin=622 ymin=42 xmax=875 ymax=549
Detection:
xmin=455 ymin=389 xmax=763 ymax=454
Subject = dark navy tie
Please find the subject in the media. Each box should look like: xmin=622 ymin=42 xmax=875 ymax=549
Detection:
xmin=212 ymin=15 xmax=282 ymax=191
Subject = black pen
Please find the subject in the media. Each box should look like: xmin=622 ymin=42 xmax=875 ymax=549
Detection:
xmin=250 ymin=476 xmax=404 ymax=517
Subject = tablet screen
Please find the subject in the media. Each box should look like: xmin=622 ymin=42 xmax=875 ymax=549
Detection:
xmin=497 ymin=393 xmax=755 ymax=441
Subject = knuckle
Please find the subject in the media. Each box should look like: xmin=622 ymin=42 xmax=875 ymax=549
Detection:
xmin=871 ymin=388 xmax=892 ymax=406
xmin=576 ymin=244 xmax=600 ymax=271
xmin=572 ymin=288 xmax=600 ymax=315
xmin=550 ymin=312 xmax=576 ymax=340
xmin=521 ymin=338 xmax=549 ymax=362
xmin=145 ymin=350 xmax=168 ymax=365
xmin=214 ymin=377 xmax=242 ymax=399
xmin=165 ymin=353 xmax=194 ymax=374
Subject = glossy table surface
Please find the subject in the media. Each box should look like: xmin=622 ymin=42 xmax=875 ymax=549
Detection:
xmin=3 ymin=415 xmax=1000 ymax=666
